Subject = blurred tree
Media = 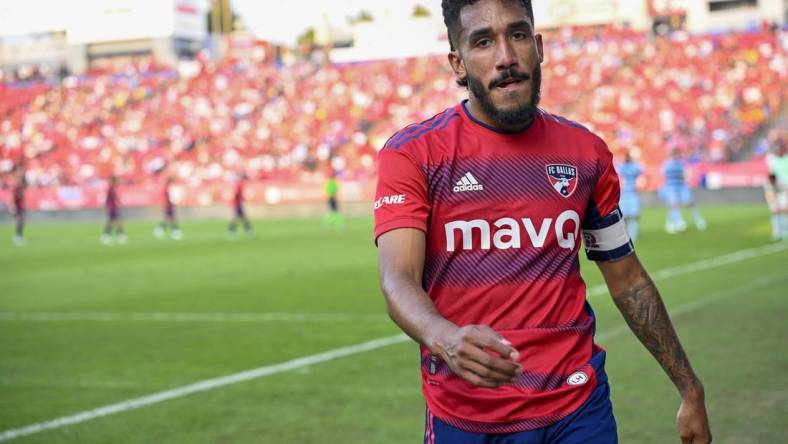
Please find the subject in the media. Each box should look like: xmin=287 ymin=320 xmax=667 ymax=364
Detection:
xmin=412 ymin=4 xmax=431 ymax=18
xmin=350 ymin=10 xmax=374 ymax=24
xmin=206 ymin=0 xmax=242 ymax=34
xmin=298 ymin=28 xmax=316 ymax=46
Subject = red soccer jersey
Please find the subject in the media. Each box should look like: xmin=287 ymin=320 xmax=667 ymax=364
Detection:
xmin=374 ymin=102 xmax=633 ymax=433
xmin=163 ymin=184 xmax=175 ymax=212
xmin=234 ymin=182 xmax=244 ymax=207
xmin=106 ymin=185 xmax=118 ymax=211
xmin=13 ymin=183 xmax=24 ymax=212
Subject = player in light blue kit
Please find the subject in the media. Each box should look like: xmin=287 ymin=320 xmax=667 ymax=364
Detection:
xmin=765 ymin=142 xmax=788 ymax=240
xmin=659 ymin=149 xmax=706 ymax=234
xmin=617 ymin=151 xmax=643 ymax=242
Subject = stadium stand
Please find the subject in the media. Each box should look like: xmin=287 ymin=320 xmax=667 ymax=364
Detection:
xmin=1 ymin=26 xmax=785 ymax=208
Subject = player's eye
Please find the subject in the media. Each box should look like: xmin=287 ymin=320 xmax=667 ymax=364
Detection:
xmin=512 ymin=31 xmax=528 ymax=40
xmin=475 ymin=38 xmax=492 ymax=48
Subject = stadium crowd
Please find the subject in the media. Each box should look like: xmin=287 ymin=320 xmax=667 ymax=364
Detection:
xmin=1 ymin=26 xmax=785 ymax=194
xmin=573 ymin=28 xmax=786 ymax=166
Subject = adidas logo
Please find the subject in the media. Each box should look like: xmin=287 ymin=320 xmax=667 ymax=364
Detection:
xmin=453 ymin=172 xmax=484 ymax=192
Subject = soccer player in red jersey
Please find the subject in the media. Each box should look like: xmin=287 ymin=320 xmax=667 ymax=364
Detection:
xmin=101 ymin=175 xmax=126 ymax=245
xmin=227 ymin=173 xmax=255 ymax=239
xmin=11 ymin=169 xmax=26 ymax=246
xmin=154 ymin=176 xmax=183 ymax=240
xmin=374 ymin=1 xmax=712 ymax=443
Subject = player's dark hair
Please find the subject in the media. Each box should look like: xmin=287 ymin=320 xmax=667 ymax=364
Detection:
xmin=441 ymin=0 xmax=534 ymax=87
xmin=442 ymin=0 xmax=534 ymax=51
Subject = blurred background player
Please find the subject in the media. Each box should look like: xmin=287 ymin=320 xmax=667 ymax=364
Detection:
xmin=11 ymin=169 xmax=26 ymax=246
xmin=765 ymin=141 xmax=788 ymax=240
xmin=322 ymin=170 xmax=344 ymax=230
xmin=227 ymin=173 xmax=254 ymax=239
xmin=101 ymin=176 xmax=126 ymax=245
xmin=617 ymin=151 xmax=644 ymax=242
xmin=764 ymin=173 xmax=786 ymax=240
xmin=660 ymin=148 xmax=706 ymax=234
xmin=154 ymin=176 xmax=183 ymax=240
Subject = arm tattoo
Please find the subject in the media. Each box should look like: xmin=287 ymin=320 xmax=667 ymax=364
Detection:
xmin=612 ymin=270 xmax=699 ymax=395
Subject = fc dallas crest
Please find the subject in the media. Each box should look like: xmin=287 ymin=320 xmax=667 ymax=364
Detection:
xmin=546 ymin=164 xmax=578 ymax=198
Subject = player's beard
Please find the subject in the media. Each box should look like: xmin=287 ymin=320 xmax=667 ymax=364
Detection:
xmin=467 ymin=64 xmax=542 ymax=129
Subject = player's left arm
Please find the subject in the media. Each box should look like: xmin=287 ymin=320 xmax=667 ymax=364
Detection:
xmin=596 ymin=254 xmax=712 ymax=444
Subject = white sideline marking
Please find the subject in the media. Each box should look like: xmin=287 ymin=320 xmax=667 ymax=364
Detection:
xmin=0 ymin=243 xmax=785 ymax=441
xmin=0 ymin=312 xmax=390 ymax=323
xmin=0 ymin=334 xmax=410 ymax=442
xmin=587 ymin=242 xmax=787 ymax=297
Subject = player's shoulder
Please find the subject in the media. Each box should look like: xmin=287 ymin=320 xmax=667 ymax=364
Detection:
xmin=626 ymin=162 xmax=643 ymax=172
xmin=664 ymin=159 xmax=682 ymax=169
xmin=381 ymin=106 xmax=461 ymax=156
xmin=540 ymin=110 xmax=595 ymax=137
xmin=539 ymin=109 xmax=609 ymax=154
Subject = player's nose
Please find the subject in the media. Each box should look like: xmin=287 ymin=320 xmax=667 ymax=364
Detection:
xmin=495 ymin=39 xmax=517 ymax=70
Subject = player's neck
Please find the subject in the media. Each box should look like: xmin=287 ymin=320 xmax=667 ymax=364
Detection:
xmin=464 ymin=98 xmax=534 ymax=134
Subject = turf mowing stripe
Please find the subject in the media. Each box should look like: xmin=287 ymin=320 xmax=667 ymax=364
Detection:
xmin=2 ymin=243 xmax=785 ymax=324
xmin=0 ymin=334 xmax=410 ymax=443
xmin=0 ymin=312 xmax=391 ymax=323
xmin=595 ymin=273 xmax=786 ymax=342
xmin=587 ymin=242 xmax=787 ymax=297
xmin=0 ymin=244 xmax=785 ymax=441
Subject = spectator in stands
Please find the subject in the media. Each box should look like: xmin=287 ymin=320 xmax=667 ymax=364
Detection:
xmin=660 ymin=149 xmax=706 ymax=233
xmin=154 ymin=176 xmax=183 ymax=240
xmin=101 ymin=176 xmax=126 ymax=245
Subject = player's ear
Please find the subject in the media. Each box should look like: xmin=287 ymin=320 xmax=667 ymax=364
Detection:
xmin=535 ymin=33 xmax=544 ymax=63
xmin=448 ymin=51 xmax=467 ymax=85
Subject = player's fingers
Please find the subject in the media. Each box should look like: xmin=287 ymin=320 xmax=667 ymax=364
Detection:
xmin=485 ymin=338 xmax=521 ymax=362
xmin=457 ymin=358 xmax=518 ymax=384
xmin=455 ymin=367 xmax=503 ymax=388
xmin=459 ymin=346 xmax=521 ymax=379
xmin=468 ymin=326 xmax=521 ymax=362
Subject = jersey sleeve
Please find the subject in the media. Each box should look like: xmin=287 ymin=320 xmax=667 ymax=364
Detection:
xmin=373 ymin=149 xmax=430 ymax=244
xmin=582 ymin=148 xmax=634 ymax=261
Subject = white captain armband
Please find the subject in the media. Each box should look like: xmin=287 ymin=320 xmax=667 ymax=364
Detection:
xmin=582 ymin=216 xmax=634 ymax=261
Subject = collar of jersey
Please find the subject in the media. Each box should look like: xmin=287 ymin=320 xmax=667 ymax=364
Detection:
xmin=460 ymin=99 xmax=538 ymax=136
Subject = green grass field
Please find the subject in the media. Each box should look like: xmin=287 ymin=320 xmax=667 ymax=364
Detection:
xmin=1 ymin=204 xmax=786 ymax=443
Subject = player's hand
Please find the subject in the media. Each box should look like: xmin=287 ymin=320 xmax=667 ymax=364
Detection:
xmin=677 ymin=391 xmax=712 ymax=444
xmin=432 ymin=324 xmax=522 ymax=388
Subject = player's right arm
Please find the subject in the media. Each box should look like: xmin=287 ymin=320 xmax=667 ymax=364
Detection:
xmin=377 ymin=228 xmax=522 ymax=388
xmin=374 ymin=144 xmax=520 ymax=388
